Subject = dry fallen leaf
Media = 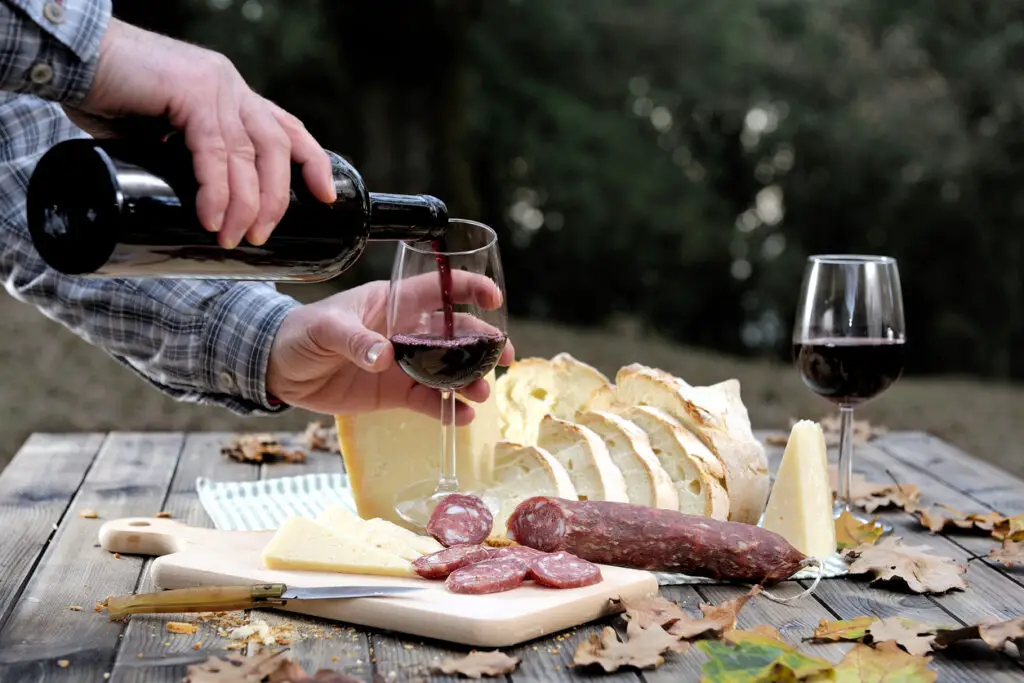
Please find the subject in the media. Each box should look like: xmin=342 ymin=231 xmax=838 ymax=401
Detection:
xmin=842 ymin=536 xmax=968 ymax=594
xmin=828 ymin=468 xmax=921 ymax=513
xmin=697 ymin=636 xmax=834 ymax=681
xmin=915 ymin=504 xmax=1008 ymax=538
xmin=433 ymin=650 xmax=520 ymax=678
xmin=836 ymin=510 xmax=884 ymax=549
xmin=300 ymin=421 xmax=338 ymax=453
xmin=992 ymin=513 xmax=1024 ymax=542
xmin=809 ymin=616 xmax=879 ymax=643
xmin=183 ymin=650 xmax=291 ymax=682
xmin=571 ymin=620 xmax=688 ymax=672
xmin=987 ymin=539 xmax=1024 ymax=567
xmin=617 ymin=586 xmax=761 ymax=640
xmin=866 ymin=617 xmax=939 ymax=657
xmin=767 ymin=416 xmax=887 ymax=447
xmin=221 ymin=434 xmax=306 ymax=465
xmin=934 ymin=616 xmax=1024 ymax=654
xmin=722 ymin=625 xmax=785 ymax=645
xmin=831 ymin=642 xmax=937 ymax=683
xmin=617 ymin=594 xmax=689 ymax=630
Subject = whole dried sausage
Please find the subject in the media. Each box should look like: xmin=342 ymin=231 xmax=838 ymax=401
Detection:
xmin=427 ymin=493 xmax=493 ymax=547
xmin=444 ymin=557 xmax=529 ymax=595
xmin=529 ymin=551 xmax=603 ymax=589
xmin=506 ymin=496 xmax=806 ymax=584
xmin=412 ymin=544 xmax=493 ymax=580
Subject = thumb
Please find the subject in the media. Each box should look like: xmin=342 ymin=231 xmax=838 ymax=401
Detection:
xmin=312 ymin=313 xmax=391 ymax=372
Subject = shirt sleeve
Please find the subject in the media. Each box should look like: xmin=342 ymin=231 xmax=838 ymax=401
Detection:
xmin=0 ymin=94 xmax=301 ymax=416
xmin=0 ymin=0 xmax=111 ymax=105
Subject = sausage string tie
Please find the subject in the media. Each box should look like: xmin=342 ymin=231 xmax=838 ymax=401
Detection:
xmin=758 ymin=557 xmax=825 ymax=604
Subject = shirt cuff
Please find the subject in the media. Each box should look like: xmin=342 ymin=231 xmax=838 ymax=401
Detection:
xmin=199 ymin=284 xmax=302 ymax=413
xmin=0 ymin=0 xmax=112 ymax=104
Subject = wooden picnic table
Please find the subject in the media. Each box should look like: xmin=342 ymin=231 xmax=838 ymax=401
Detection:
xmin=0 ymin=429 xmax=1022 ymax=681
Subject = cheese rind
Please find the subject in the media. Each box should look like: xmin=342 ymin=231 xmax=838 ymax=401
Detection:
xmin=760 ymin=420 xmax=837 ymax=559
xmin=261 ymin=517 xmax=415 ymax=577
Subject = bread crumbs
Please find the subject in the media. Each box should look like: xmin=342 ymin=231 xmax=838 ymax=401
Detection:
xmin=193 ymin=642 xmax=202 ymax=650
xmin=166 ymin=622 xmax=198 ymax=635
xmin=154 ymin=511 xmax=172 ymax=518
xmin=68 ymin=605 xmax=82 ymax=611
xmin=56 ymin=660 xmax=69 ymax=668
xmin=112 ymin=553 xmax=121 ymax=559
xmin=79 ymin=509 xmax=99 ymax=519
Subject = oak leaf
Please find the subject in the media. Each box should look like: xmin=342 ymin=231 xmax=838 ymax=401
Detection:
xmin=619 ymin=586 xmax=761 ymax=640
xmin=183 ymin=650 xmax=361 ymax=683
xmin=828 ymin=469 xmax=921 ymax=513
xmin=915 ymin=504 xmax=1007 ymax=536
xmin=809 ymin=616 xmax=878 ymax=642
xmin=696 ymin=637 xmax=833 ymax=682
xmin=723 ymin=625 xmax=785 ymax=646
xmin=836 ymin=510 xmax=884 ymax=549
xmin=986 ymin=539 xmax=1024 ymax=567
xmin=616 ymin=594 xmax=689 ymax=631
xmin=300 ymin=421 xmax=338 ymax=453
xmin=934 ymin=616 xmax=1024 ymax=654
xmin=221 ymin=434 xmax=306 ymax=464
xmin=571 ymin=620 xmax=688 ymax=672
xmin=841 ymin=537 xmax=967 ymax=594
xmin=866 ymin=617 xmax=939 ymax=657
xmin=432 ymin=650 xmax=520 ymax=678
xmin=831 ymin=642 xmax=936 ymax=683
xmin=991 ymin=513 xmax=1024 ymax=542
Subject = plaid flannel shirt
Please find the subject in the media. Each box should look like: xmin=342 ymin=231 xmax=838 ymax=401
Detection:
xmin=0 ymin=0 xmax=300 ymax=415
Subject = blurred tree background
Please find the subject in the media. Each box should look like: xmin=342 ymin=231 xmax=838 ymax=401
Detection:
xmin=113 ymin=0 xmax=1024 ymax=379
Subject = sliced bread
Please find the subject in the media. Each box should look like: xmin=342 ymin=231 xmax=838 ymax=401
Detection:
xmin=616 ymin=405 xmax=730 ymax=520
xmin=574 ymin=409 xmax=679 ymax=510
xmin=480 ymin=441 xmax=578 ymax=537
xmin=535 ymin=414 xmax=629 ymax=503
xmin=607 ymin=364 xmax=770 ymax=524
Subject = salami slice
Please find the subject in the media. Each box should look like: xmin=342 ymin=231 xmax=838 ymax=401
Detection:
xmin=529 ymin=551 xmax=602 ymax=589
xmin=487 ymin=545 xmax=545 ymax=562
xmin=427 ymin=493 xmax=494 ymax=547
xmin=506 ymin=496 xmax=807 ymax=584
xmin=412 ymin=544 xmax=493 ymax=580
xmin=444 ymin=557 xmax=529 ymax=595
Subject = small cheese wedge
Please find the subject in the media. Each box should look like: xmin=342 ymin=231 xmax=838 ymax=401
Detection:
xmin=262 ymin=517 xmax=415 ymax=577
xmin=481 ymin=441 xmax=578 ymax=537
xmin=761 ymin=420 xmax=837 ymax=559
xmin=536 ymin=415 xmax=628 ymax=503
xmin=316 ymin=506 xmax=442 ymax=558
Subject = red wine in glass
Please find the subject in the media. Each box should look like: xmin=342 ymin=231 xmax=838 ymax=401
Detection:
xmin=391 ymin=332 xmax=508 ymax=390
xmin=792 ymin=338 xmax=906 ymax=406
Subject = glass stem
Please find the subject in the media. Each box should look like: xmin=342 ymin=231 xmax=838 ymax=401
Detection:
xmin=436 ymin=390 xmax=460 ymax=494
xmin=836 ymin=405 xmax=854 ymax=515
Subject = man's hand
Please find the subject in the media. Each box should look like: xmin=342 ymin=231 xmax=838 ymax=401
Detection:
xmin=267 ymin=275 xmax=514 ymax=424
xmin=66 ymin=18 xmax=336 ymax=250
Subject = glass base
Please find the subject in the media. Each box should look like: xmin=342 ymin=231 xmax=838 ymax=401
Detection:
xmin=833 ymin=501 xmax=894 ymax=534
xmin=393 ymin=478 xmax=501 ymax=533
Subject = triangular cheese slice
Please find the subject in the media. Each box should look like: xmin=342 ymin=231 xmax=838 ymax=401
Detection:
xmin=760 ymin=420 xmax=836 ymax=558
xmin=316 ymin=507 xmax=442 ymax=559
xmin=262 ymin=517 xmax=414 ymax=577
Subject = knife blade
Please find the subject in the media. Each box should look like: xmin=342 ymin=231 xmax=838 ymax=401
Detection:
xmin=104 ymin=583 xmax=423 ymax=619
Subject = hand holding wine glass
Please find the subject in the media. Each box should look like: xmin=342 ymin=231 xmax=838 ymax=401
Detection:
xmin=388 ymin=219 xmax=509 ymax=530
xmin=792 ymin=255 xmax=906 ymax=531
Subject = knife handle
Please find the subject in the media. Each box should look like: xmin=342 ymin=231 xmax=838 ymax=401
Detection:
xmin=105 ymin=583 xmax=286 ymax=619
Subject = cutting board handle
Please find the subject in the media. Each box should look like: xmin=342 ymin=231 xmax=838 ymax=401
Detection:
xmin=98 ymin=517 xmax=220 ymax=557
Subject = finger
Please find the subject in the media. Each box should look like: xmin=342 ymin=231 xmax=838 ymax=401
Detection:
xmin=241 ymin=103 xmax=292 ymax=246
xmin=216 ymin=90 xmax=261 ymax=249
xmin=401 ymin=269 xmax=504 ymax=313
xmin=456 ymin=377 xmax=491 ymax=404
xmin=422 ymin=311 xmax=505 ymax=338
xmin=183 ymin=109 xmax=230 ymax=234
xmin=307 ymin=313 xmax=392 ymax=372
xmin=405 ymin=385 xmax=476 ymax=426
xmin=271 ymin=104 xmax=336 ymax=204
xmin=499 ymin=337 xmax=515 ymax=366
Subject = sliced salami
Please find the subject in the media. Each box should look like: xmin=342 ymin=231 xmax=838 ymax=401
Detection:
xmin=444 ymin=557 xmax=529 ymax=595
xmin=427 ymin=493 xmax=494 ymax=547
xmin=412 ymin=544 xmax=493 ymax=580
xmin=486 ymin=545 xmax=545 ymax=562
xmin=529 ymin=551 xmax=603 ymax=589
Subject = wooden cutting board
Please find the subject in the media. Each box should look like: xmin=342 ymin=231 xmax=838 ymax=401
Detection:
xmin=98 ymin=517 xmax=659 ymax=647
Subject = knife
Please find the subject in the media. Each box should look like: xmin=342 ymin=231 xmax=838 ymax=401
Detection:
xmin=105 ymin=583 xmax=423 ymax=619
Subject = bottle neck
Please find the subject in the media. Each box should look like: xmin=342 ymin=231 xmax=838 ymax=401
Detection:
xmin=366 ymin=193 xmax=449 ymax=241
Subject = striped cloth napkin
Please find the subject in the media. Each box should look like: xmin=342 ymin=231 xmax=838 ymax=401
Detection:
xmin=194 ymin=473 xmax=848 ymax=585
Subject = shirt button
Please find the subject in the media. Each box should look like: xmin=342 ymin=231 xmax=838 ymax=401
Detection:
xmin=29 ymin=63 xmax=53 ymax=85
xmin=220 ymin=371 xmax=235 ymax=389
xmin=42 ymin=2 xmax=65 ymax=23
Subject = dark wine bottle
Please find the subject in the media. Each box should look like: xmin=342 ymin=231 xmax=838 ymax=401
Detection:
xmin=25 ymin=136 xmax=449 ymax=282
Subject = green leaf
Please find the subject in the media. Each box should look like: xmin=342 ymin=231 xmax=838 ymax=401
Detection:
xmin=697 ymin=639 xmax=834 ymax=682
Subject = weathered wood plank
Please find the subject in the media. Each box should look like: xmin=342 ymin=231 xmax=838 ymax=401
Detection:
xmin=110 ymin=432 xmax=259 ymax=683
xmin=0 ymin=433 xmax=182 ymax=682
xmin=0 ymin=433 xmax=105 ymax=629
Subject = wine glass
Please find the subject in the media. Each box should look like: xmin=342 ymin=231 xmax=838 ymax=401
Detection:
xmin=792 ymin=254 xmax=906 ymax=531
xmin=387 ymin=218 xmax=508 ymax=530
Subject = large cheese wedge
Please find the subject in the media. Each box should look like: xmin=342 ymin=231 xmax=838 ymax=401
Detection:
xmin=336 ymin=370 xmax=501 ymax=530
xmin=316 ymin=506 xmax=442 ymax=559
xmin=761 ymin=420 xmax=836 ymax=558
xmin=481 ymin=441 xmax=577 ymax=537
xmin=574 ymin=410 xmax=678 ymax=510
xmin=262 ymin=517 xmax=415 ymax=577
xmin=616 ymin=406 xmax=729 ymax=520
xmin=594 ymin=364 xmax=770 ymax=524
xmin=535 ymin=415 xmax=628 ymax=503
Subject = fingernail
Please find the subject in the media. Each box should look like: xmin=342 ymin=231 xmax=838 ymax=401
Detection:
xmin=365 ymin=342 xmax=385 ymax=366
xmin=209 ymin=213 xmax=224 ymax=232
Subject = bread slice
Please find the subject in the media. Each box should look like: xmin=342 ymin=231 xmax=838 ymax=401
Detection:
xmin=535 ymin=415 xmax=629 ymax=503
xmin=616 ymin=406 xmax=729 ymax=520
xmin=574 ymin=410 xmax=679 ymax=510
xmin=480 ymin=441 xmax=578 ymax=537
xmin=495 ymin=354 xmax=613 ymax=445
xmin=608 ymin=364 xmax=769 ymax=524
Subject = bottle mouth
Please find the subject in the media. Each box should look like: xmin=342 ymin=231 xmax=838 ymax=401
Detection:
xmin=401 ymin=219 xmax=498 ymax=256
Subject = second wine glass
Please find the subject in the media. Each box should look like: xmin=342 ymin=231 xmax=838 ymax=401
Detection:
xmin=792 ymin=254 xmax=906 ymax=531
xmin=387 ymin=218 xmax=508 ymax=530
